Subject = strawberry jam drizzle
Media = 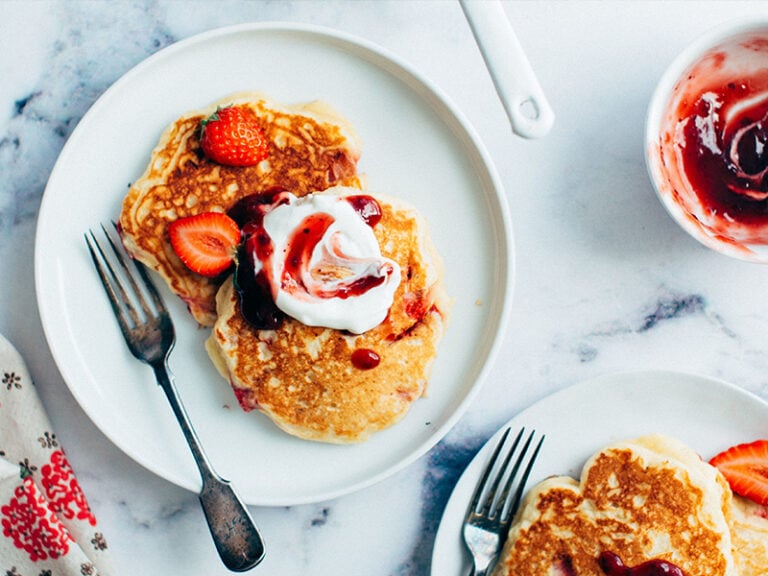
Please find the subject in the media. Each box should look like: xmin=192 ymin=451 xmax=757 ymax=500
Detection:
xmin=228 ymin=192 xmax=386 ymax=330
xmin=281 ymin=213 xmax=335 ymax=296
xmin=232 ymin=386 xmax=258 ymax=412
xmin=229 ymin=191 xmax=286 ymax=329
xmin=598 ymin=552 xmax=685 ymax=576
xmin=346 ymin=195 xmax=382 ymax=227
xmin=351 ymin=348 xmax=381 ymax=370
xmin=282 ymin=213 xmax=388 ymax=300
xmin=404 ymin=290 xmax=429 ymax=320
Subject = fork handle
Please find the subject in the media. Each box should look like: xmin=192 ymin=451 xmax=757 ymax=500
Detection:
xmin=152 ymin=361 xmax=265 ymax=571
xmin=469 ymin=557 xmax=499 ymax=576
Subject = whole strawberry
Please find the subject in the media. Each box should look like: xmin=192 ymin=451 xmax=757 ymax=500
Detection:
xmin=200 ymin=105 xmax=269 ymax=166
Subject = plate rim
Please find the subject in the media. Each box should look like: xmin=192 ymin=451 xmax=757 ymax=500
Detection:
xmin=34 ymin=22 xmax=515 ymax=505
xmin=430 ymin=369 xmax=768 ymax=574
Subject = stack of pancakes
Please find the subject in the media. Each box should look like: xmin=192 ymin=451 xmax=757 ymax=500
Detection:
xmin=119 ymin=93 xmax=449 ymax=443
xmin=207 ymin=187 xmax=448 ymax=442
xmin=493 ymin=435 xmax=768 ymax=576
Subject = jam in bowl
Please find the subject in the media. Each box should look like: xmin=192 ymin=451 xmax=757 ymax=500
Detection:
xmin=646 ymin=19 xmax=768 ymax=262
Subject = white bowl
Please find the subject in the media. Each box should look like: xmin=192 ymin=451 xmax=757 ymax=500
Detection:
xmin=646 ymin=19 xmax=768 ymax=262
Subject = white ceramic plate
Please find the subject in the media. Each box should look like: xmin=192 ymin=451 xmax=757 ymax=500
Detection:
xmin=34 ymin=23 xmax=512 ymax=506
xmin=431 ymin=370 xmax=768 ymax=575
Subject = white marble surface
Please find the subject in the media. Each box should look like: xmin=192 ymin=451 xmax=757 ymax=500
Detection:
xmin=3 ymin=1 xmax=768 ymax=574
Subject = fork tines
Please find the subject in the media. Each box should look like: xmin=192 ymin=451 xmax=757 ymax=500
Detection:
xmin=85 ymin=223 xmax=167 ymax=330
xmin=473 ymin=427 xmax=544 ymax=522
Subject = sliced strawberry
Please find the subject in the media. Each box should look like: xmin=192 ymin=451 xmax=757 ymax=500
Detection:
xmin=169 ymin=212 xmax=241 ymax=277
xmin=710 ymin=439 xmax=768 ymax=506
xmin=200 ymin=105 xmax=269 ymax=167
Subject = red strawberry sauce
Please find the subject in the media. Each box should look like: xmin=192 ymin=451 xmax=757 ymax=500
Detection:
xmin=351 ymin=348 xmax=381 ymax=370
xmin=598 ymin=551 xmax=685 ymax=576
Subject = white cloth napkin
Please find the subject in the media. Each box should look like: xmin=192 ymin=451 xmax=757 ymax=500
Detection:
xmin=0 ymin=333 xmax=114 ymax=576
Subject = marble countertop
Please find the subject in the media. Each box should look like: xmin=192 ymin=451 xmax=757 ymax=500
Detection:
xmin=3 ymin=1 xmax=768 ymax=574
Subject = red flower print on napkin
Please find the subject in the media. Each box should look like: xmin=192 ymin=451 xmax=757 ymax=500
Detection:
xmin=1 ymin=333 xmax=114 ymax=574
xmin=1 ymin=476 xmax=73 ymax=562
xmin=41 ymin=450 xmax=97 ymax=527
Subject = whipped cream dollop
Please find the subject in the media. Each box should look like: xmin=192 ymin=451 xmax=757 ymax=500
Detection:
xmin=248 ymin=191 xmax=401 ymax=334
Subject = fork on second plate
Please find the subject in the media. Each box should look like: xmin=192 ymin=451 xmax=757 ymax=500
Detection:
xmin=463 ymin=427 xmax=544 ymax=576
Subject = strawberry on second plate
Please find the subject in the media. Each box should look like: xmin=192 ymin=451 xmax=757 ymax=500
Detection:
xmin=710 ymin=438 xmax=768 ymax=506
xmin=169 ymin=212 xmax=241 ymax=277
xmin=200 ymin=105 xmax=269 ymax=167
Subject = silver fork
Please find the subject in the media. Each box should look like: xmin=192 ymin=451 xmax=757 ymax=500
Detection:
xmin=463 ymin=427 xmax=544 ymax=576
xmin=85 ymin=223 xmax=265 ymax=572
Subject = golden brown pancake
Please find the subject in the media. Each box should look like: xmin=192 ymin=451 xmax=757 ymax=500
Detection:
xmin=119 ymin=92 xmax=363 ymax=326
xmin=729 ymin=495 xmax=768 ymax=576
xmin=206 ymin=187 xmax=450 ymax=443
xmin=494 ymin=435 xmax=740 ymax=576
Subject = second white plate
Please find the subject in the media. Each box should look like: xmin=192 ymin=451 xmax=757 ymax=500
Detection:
xmin=432 ymin=371 xmax=768 ymax=575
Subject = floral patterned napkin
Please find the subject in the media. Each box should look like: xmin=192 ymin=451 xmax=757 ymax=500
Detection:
xmin=0 ymin=333 xmax=114 ymax=576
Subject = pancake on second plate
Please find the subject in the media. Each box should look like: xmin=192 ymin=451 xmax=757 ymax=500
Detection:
xmin=494 ymin=434 xmax=740 ymax=576
xmin=729 ymin=495 xmax=768 ymax=576
xmin=206 ymin=187 xmax=450 ymax=443
xmin=119 ymin=92 xmax=363 ymax=326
